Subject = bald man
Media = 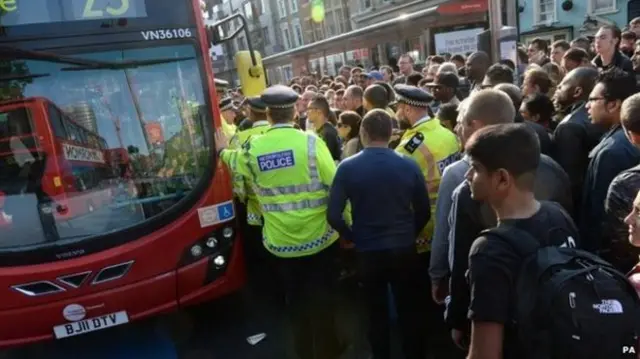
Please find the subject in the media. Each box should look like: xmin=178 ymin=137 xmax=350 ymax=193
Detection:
xmin=344 ymin=85 xmax=365 ymax=117
xmin=431 ymin=90 xmax=517 ymax=307
xmin=465 ymin=51 xmax=491 ymax=94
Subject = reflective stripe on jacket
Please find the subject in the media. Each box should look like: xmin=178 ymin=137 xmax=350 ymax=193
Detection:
xmin=222 ymin=124 xmax=340 ymax=257
xmin=227 ymin=121 xmax=269 ymax=225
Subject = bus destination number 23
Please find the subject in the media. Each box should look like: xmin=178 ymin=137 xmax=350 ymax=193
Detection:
xmin=0 ymin=0 xmax=148 ymax=24
xmin=141 ymin=29 xmax=193 ymax=41
xmin=83 ymin=0 xmax=130 ymax=18
xmin=0 ymin=0 xmax=133 ymax=18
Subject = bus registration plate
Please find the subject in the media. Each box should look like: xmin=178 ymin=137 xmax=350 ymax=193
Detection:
xmin=53 ymin=311 xmax=129 ymax=339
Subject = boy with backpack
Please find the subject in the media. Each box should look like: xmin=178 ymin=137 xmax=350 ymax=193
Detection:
xmin=463 ymin=123 xmax=640 ymax=359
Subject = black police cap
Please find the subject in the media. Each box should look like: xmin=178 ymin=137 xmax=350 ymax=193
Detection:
xmin=247 ymin=96 xmax=267 ymax=113
xmin=393 ymin=84 xmax=434 ymax=108
xmin=261 ymin=85 xmax=299 ymax=109
xmin=219 ymin=96 xmax=234 ymax=111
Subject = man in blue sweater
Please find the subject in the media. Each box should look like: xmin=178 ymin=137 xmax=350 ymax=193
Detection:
xmin=328 ymin=109 xmax=431 ymax=359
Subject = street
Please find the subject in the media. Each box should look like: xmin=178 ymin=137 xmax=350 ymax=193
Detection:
xmin=0 ymin=278 xmax=389 ymax=359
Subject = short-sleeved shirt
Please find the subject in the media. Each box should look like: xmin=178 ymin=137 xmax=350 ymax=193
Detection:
xmin=467 ymin=202 xmax=579 ymax=358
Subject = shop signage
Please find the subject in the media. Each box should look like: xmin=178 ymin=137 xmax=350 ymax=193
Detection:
xmin=437 ymin=0 xmax=488 ymax=15
xmin=434 ymin=27 xmax=484 ymax=55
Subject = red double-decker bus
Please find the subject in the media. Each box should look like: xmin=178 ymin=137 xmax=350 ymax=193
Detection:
xmin=0 ymin=0 xmax=246 ymax=346
xmin=0 ymin=98 xmax=118 ymax=222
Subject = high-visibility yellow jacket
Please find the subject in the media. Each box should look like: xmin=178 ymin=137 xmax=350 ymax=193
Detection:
xmin=395 ymin=116 xmax=461 ymax=253
xmin=221 ymin=124 xmax=340 ymax=258
xmin=221 ymin=116 xmax=237 ymax=142
xmin=227 ymin=120 xmax=270 ymax=226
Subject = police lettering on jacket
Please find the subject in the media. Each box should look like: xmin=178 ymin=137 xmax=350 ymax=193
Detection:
xmin=257 ymin=150 xmax=295 ymax=172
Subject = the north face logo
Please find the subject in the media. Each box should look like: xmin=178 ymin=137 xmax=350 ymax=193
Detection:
xmin=593 ymin=299 xmax=624 ymax=314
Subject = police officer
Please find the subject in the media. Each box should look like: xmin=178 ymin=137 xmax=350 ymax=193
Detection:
xmin=394 ymin=84 xmax=460 ymax=252
xmin=228 ymin=97 xmax=271 ymax=285
xmin=219 ymin=97 xmax=237 ymax=143
xmin=216 ymin=85 xmax=345 ymax=359
xmin=394 ymin=84 xmax=461 ymax=358
xmin=230 ymin=97 xmax=270 ymax=149
xmin=214 ymin=78 xmax=230 ymax=98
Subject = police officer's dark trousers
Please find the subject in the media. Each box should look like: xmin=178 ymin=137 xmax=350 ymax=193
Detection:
xmin=276 ymin=242 xmax=342 ymax=359
xmin=357 ymin=247 xmax=427 ymax=359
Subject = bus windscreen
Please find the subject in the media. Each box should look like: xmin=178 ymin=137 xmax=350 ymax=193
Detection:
xmin=0 ymin=43 xmax=213 ymax=250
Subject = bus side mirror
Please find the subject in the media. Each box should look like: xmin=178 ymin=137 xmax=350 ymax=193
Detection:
xmin=206 ymin=25 xmax=224 ymax=46
xmin=206 ymin=13 xmax=259 ymax=69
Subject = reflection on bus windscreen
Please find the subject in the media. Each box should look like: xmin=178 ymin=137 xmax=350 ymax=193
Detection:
xmin=0 ymin=44 xmax=211 ymax=249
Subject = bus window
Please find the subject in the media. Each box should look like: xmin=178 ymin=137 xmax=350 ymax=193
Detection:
xmin=75 ymin=123 xmax=87 ymax=144
xmin=47 ymin=105 xmax=67 ymax=139
xmin=65 ymin=120 xmax=78 ymax=142
xmin=0 ymin=108 xmax=38 ymax=149
xmin=71 ymin=165 xmax=113 ymax=191
xmin=0 ymin=108 xmax=33 ymax=138
xmin=87 ymin=134 xmax=97 ymax=148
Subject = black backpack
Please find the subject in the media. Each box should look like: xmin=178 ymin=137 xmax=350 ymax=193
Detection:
xmin=484 ymin=226 xmax=640 ymax=359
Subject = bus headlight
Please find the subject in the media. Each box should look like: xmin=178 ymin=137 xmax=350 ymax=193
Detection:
xmin=206 ymin=237 xmax=218 ymax=248
xmin=190 ymin=244 xmax=203 ymax=257
xmin=179 ymin=225 xmax=237 ymax=267
xmin=222 ymin=227 xmax=234 ymax=239
xmin=213 ymin=255 xmax=225 ymax=267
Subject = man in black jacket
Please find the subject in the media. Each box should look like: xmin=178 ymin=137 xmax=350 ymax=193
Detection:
xmin=580 ymin=69 xmax=640 ymax=252
xmin=552 ymin=67 xmax=604 ymax=216
xmin=464 ymin=52 xmax=490 ymax=95
xmin=592 ymin=25 xmax=634 ymax=73
xmin=604 ymin=93 xmax=640 ymax=272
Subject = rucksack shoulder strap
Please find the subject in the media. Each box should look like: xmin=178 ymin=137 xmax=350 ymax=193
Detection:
xmin=481 ymin=226 xmax=541 ymax=258
xmin=544 ymin=201 xmax=579 ymax=239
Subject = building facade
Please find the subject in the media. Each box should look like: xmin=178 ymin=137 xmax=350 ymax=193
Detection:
xmin=204 ymin=0 xmax=281 ymax=85
xmin=518 ymin=0 xmax=631 ymax=45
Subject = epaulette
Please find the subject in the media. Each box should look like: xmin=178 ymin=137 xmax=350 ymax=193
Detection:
xmin=403 ymin=132 xmax=425 ymax=154
xmin=241 ymin=139 xmax=251 ymax=151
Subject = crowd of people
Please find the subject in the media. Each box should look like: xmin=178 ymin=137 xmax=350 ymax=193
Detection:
xmin=215 ymin=20 xmax=640 ymax=359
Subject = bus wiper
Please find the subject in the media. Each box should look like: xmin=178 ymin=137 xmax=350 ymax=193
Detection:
xmin=60 ymin=56 xmax=196 ymax=71
xmin=0 ymin=73 xmax=50 ymax=82
xmin=0 ymin=46 xmax=112 ymax=68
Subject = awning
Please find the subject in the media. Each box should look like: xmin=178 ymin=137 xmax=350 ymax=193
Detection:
xmin=262 ymin=5 xmax=439 ymax=65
